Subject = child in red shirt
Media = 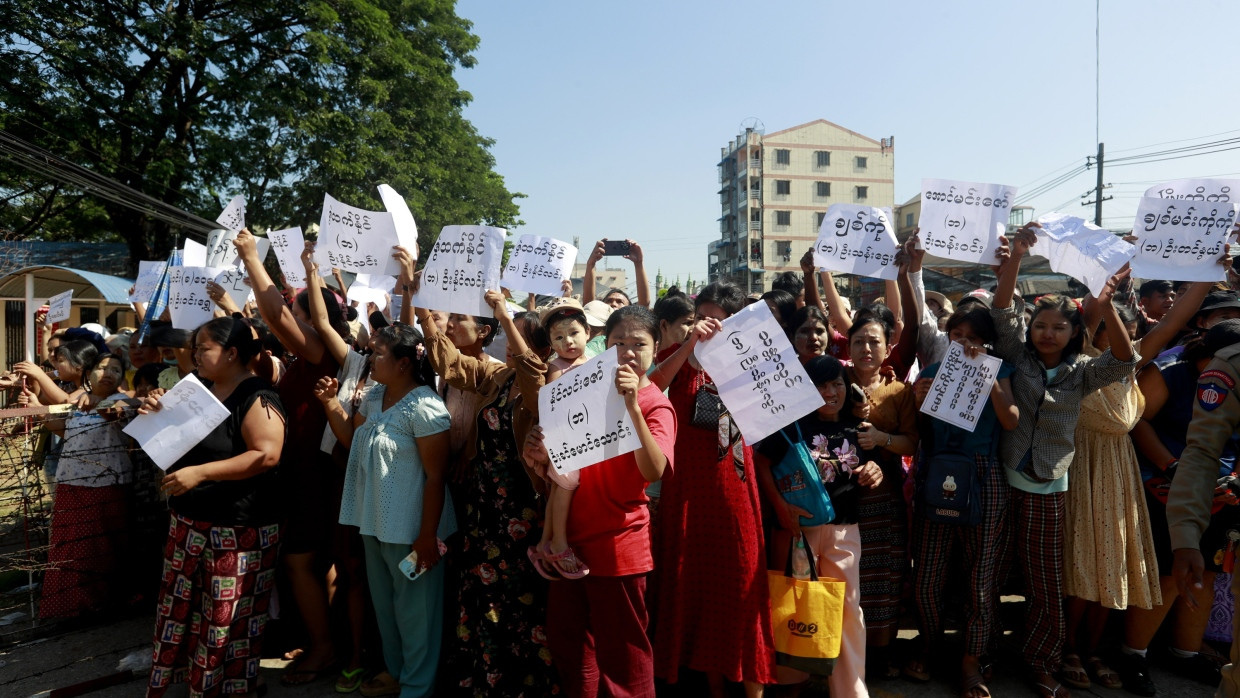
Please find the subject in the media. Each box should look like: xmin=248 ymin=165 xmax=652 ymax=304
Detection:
xmin=524 ymin=305 xmax=677 ymax=698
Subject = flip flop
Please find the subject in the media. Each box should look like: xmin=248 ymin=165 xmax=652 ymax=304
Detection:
xmin=360 ymin=671 xmax=401 ymax=697
xmin=526 ymin=544 xmax=562 ymax=580
xmin=335 ymin=667 xmax=366 ymax=693
xmin=281 ymin=654 xmax=337 ymax=687
xmin=1085 ymin=655 xmax=1122 ymax=690
xmin=545 ymin=545 xmax=590 ymax=579
xmin=1059 ymin=652 xmax=1091 ymax=689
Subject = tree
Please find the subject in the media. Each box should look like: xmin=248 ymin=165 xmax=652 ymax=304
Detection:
xmin=0 ymin=0 xmax=521 ymax=272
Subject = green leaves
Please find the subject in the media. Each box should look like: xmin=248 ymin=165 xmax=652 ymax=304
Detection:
xmin=0 ymin=0 xmax=521 ymax=272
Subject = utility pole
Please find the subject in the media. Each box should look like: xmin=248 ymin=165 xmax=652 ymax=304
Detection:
xmin=1083 ymin=142 xmax=1112 ymax=226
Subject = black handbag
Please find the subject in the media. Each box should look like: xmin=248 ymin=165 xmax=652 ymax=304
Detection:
xmin=691 ymin=377 xmax=726 ymax=429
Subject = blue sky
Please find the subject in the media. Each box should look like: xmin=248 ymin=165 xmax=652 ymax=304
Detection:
xmin=455 ymin=0 xmax=1240 ymax=295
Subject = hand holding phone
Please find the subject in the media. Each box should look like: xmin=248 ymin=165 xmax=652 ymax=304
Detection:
xmin=602 ymin=239 xmax=632 ymax=256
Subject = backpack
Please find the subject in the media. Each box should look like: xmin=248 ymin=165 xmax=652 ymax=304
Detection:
xmin=918 ymin=430 xmax=983 ymax=525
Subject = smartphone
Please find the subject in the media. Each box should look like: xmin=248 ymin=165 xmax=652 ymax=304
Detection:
xmin=602 ymin=239 xmax=632 ymax=256
xmin=397 ymin=539 xmax=449 ymax=581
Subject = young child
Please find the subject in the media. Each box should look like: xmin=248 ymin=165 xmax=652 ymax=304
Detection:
xmin=523 ymin=304 xmax=676 ymax=697
xmin=544 ymin=299 xmax=590 ymax=381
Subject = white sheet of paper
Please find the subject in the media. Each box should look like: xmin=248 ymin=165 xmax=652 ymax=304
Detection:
xmin=181 ymin=239 xmax=207 ymax=267
xmin=411 ymin=225 xmax=506 ymax=316
xmin=315 ymin=193 xmax=400 ymax=275
xmin=204 ymin=229 xmax=269 ymax=268
xmin=811 ymin=204 xmax=900 ymax=280
xmin=266 ymin=227 xmax=307 ymax=288
xmin=212 ymin=266 xmax=255 ymax=309
xmin=1129 ymin=196 xmax=1237 ymax=282
xmin=538 ymin=346 xmax=641 ymax=475
xmin=919 ymin=342 xmax=1003 ymax=433
xmin=377 ymin=184 xmax=419 ymax=263
xmin=46 ymin=290 xmax=72 ymax=323
xmin=130 ymin=261 xmax=168 ymax=304
xmin=1145 ymin=178 xmax=1240 ymax=203
xmin=348 ymin=274 xmax=397 ymax=312
xmin=1032 ymin=213 xmax=1135 ymax=296
xmin=168 ymin=266 xmax=217 ymax=330
xmin=123 ymin=374 xmax=231 ymax=471
xmin=692 ymin=302 xmax=824 ymax=444
xmin=215 ymin=195 xmax=246 ymax=231
xmin=501 ymin=234 xmax=578 ymax=296
xmin=919 ymin=179 xmax=1016 ymax=264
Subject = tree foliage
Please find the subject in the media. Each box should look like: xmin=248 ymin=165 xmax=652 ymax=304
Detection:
xmin=0 ymin=0 xmax=521 ymax=272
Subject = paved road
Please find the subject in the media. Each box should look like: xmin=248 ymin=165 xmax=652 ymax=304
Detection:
xmin=0 ymin=612 xmax=1219 ymax=697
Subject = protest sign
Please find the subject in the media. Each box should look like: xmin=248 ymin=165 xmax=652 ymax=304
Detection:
xmin=315 ymin=193 xmax=400 ymax=275
xmin=168 ymin=266 xmax=217 ymax=330
xmin=123 ymin=374 xmax=230 ymax=470
xmin=501 ymin=234 xmax=577 ymax=296
xmin=919 ymin=342 xmax=1003 ymax=433
xmin=215 ymin=195 xmax=246 ymax=231
xmin=377 ymin=184 xmax=419 ymax=261
xmin=204 ymin=229 xmax=269 ymax=268
xmin=1145 ymin=178 xmax=1240 ymax=203
xmin=46 ymin=290 xmax=72 ymax=323
xmin=411 ymin=225 xmax=505 ymax=317
xmin=348 ymin=274 xmax=397 ymax=312
xmin=130 ymin=261 xmax=167 ymax=304
xmin=538 ymin=346 xmax=641 ymax=475
xmin=811 ymin=204 xmax=900 ymax=280
xmin=692 ymin=302 xmax=823 ymax=444
xmin=267 ymin=227 xmax=307 ymax=288
xmin=1129 ymin=196 xmax=1237 ymax=282
xmin=1033 ymin=213 xmax=1135 ymax=296
xmin=181 ymin=239 xmax=207 ymax=267
xmin=919 ymin=179 xmax=1016 ymax=264
xmin=212 ymin=266 xmax=253 ymax=309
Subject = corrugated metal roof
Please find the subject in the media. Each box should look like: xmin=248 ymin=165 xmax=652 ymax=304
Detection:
xmin=0 ymin=266 xmax=135 ymax=305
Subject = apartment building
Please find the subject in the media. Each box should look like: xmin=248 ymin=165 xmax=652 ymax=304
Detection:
xmin=709 ymin=119 xmax=895 ymax=293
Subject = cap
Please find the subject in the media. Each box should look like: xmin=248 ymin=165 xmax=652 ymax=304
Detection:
xmin=80 ymin=322 xmax=112 ymax=340
xmin=957 ymin=289 xmax=994 ymax=310
xmin=539 ymin=298 xmax=587 ymax=328
xmin=581 ymin=300 xmax=613 ymax=328
xmin=924 ymin=291 xmax=953 ymax=315
xmin=1197 ymin=290 xmax=1240 ymax=316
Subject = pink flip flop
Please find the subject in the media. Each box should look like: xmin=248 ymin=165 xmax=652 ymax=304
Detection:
xmin=544 ymin=545 xmax=590 ymax=579
xmin=526 ymin=544 xmax=562 ymax=581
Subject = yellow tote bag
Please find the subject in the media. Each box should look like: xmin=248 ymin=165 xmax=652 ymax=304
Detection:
xmin=767 ymin=536 xmax=845 ymax=676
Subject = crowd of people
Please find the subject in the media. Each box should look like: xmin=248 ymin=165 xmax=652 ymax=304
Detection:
xmin=11 ymin=225 xmax=1240 ymax=698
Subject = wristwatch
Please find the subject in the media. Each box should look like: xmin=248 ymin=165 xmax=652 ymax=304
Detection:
xmin=884 ymin=433 xmax=893 ymax=448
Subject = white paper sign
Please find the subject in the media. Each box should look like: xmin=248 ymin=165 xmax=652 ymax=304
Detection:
xmin=204 ymin=229 xmax=269 ymax=268
xmin=130 ymin=261 xmax=167 ymax=304
xmin=181 ymin=239 xmax=207 ymax=267
xmin=411 ymin=225 xmax=506 ymax=316
xmin=267 ymin=227 xmax=307 ymax=288
xmin=919 ymin=342 xmax=1003 ymax=433
xmin=538 ymin=346 xmax=641 ymax=475
xmin=692 ymin=302 xmax=824 ymax=444
xmin=168 ymin=266 xmax=217 ymax=330
xmin=811 ymin=204 xmax=900 ymax=280
xmin=212 ymin=266 xmax=254 ymax=309
xmin=1129 ymin=197 xmax=1237 ymax=282
xmin=215 ymin=195 xmax=246 ymax=231
xmin=123 ymin=374 xmax=231 ymax=470
xmin=502 ymin=234 xmax=578 ymax=296
xmin=46 ymin=290 xmax=72 ymax=323
xmin=377 ymin=184 xmax=419 ymax=261
xmin=1033 ymin=213 xmax=1135 ymax=296
xmin=919 ymin=179 xmax=1016 ymax=263
xmin=348 ymin=274 xmax=397 ymax=311
xmin=1145 ymin=178 xmax=1240 ymax=203
xmin=315 ymin=193 xmax=400 ymax=275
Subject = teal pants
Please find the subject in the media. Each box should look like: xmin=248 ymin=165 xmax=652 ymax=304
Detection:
xmin=362 ymin=535 xmax=444 ymax=698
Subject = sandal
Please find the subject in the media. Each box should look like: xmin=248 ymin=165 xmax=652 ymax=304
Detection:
xmin=902 ymin=655 xmax=931 ymax=682
xmin=961 ymin=668 xmax=991 ymax=698
xmin=335 ymin=666 xmax=366 ymax=693
xmin=359 ymin=671 xmax=400 ymax=697
xmin=526 ymin=544 xmax=562 ymax=581
xmin=1034 ymin=678 xmax=1069 ymax=698
xmin=1085 ymin=655 xmax=1122 ymax=690
xmin=280 ymin=653 xmax=337 ymax=687
xmin=544 ymin=545 xmax=590 ymax=579
xmin=1058 ymin=653 xmax=1090 ymax=689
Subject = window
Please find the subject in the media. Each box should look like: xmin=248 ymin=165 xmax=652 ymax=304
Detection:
xmin=816 ymin=212 xmax=827 ymax=228
xmin=775 ymin=180 xmax=791 ymax=195
xmin=816 ymin=181 xmax=831 ymax=197
xmin=775 ymin=149 xmax=791 ymax=166
xmin=855 ymin=156 xmax=867 ymax=169
xmin=776 ymin=210 xmax=792 ymax=226
xmin=855 ymin=186 xmax=868 ymax=201
xmin=905 ymin=212 xmax=914 ymax=227
xmin=776 ymin=241 xmax=793 ymax=259
xmin=815 ymin=151 xmax=830 ymax=167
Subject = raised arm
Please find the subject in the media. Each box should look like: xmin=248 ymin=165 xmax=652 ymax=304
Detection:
xmin=800 ymin=250 xmax=826 ymax=314
xmin=234 ymin=229 xmax=326 ymax=364
xmin=582 ymin=240 xmax=605 ymax=305
xmin=314 ymin=377 xmax=359 ymax=448
xmin=648 ymin=316 xmax=722 ymax=391
xmin=1096 ymin=268 xmax=1135 ymax=363
xmin=626 ymin=240 xmax=650 ymax=307
xmin=300 ymin=242 xmax=350 ymax=365
xmin=393 ymin=246 xmax=416 ymax=325
xmin=818 ymin=270 xmax=853 ymax=335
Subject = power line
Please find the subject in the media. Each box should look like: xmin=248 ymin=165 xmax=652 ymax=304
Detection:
xmin=1107 ymin=128 xmax=1240 ymax=155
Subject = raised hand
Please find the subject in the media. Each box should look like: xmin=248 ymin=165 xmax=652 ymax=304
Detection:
xmin=233 ymin=228 xmax=259 ymax=261
xmin=484 ymin=289 xmax=507 ymax=317
xmin=624 ymin=240 xmax=644 ymax=264
xmin=313 ymin=376 xmax=339 ymax=404
xmin=300 ymin=241 xmax=318 ymax=272
xmin=392 ymin=246 xmax=416 ymax=288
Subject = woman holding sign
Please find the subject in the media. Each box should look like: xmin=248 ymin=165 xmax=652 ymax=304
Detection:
xmin=649 ymin=281 xmax=777 ymax=696
xmin=990 ymin=223 xmax=1136 ymax=698
xmin=141 ymin=316 xmax=286 ymax=697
